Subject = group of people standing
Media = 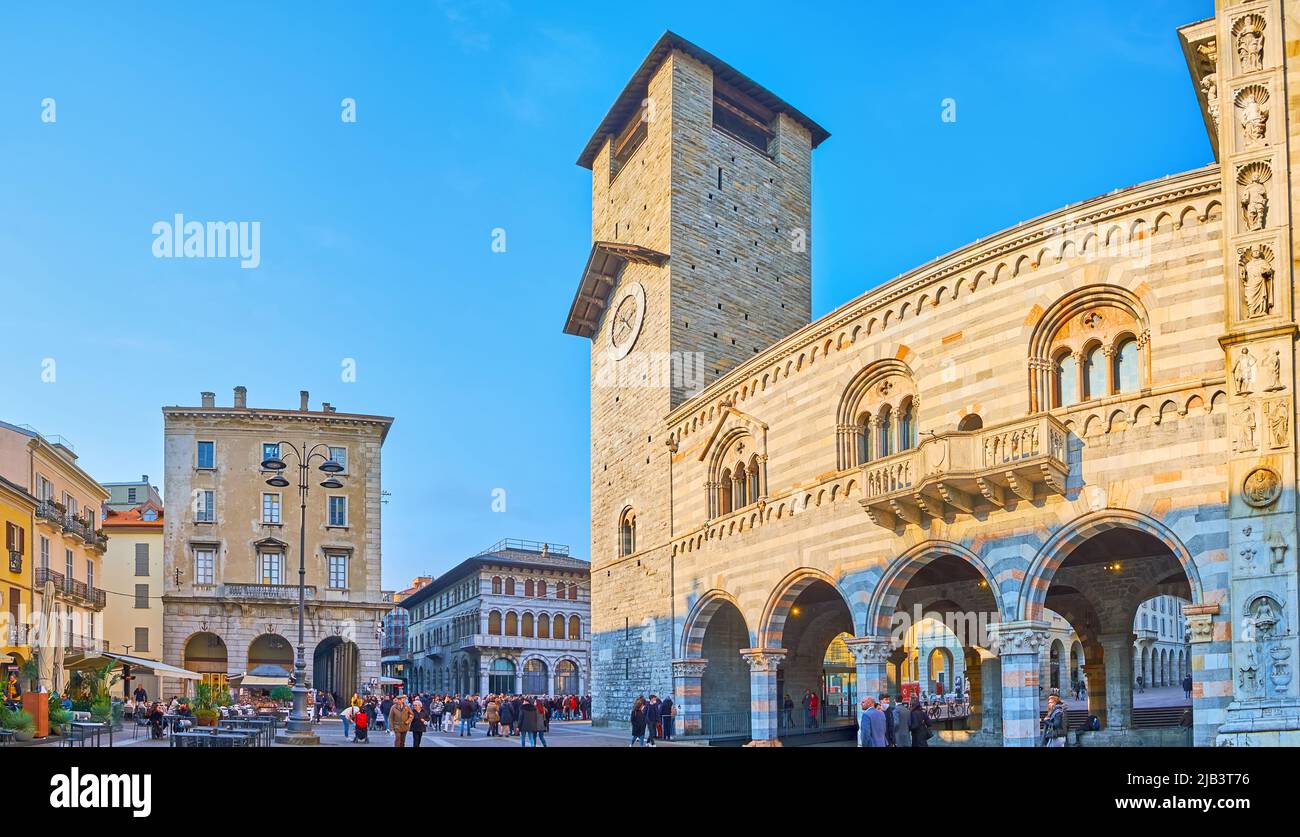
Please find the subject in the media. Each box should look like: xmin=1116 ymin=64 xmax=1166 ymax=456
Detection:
xmin=857 ymin=695 xmax=932 ymax=747
xmin=326 ymin=692 xmax=588 ymax=747
xmin=628 ymin=694 xmax=674 ymax=746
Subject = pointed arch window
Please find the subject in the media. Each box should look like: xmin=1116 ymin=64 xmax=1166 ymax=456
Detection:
xmin=747 ymin=454 xmax=761 ymax=500
xmin=733 ymin=461 xmax=748 ymax=508
xmin=719 ymin=469 xmax=733 ymax=515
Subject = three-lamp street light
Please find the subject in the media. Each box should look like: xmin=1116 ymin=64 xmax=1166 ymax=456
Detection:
xmin=261 ymin=442 xmax=345 ymax=745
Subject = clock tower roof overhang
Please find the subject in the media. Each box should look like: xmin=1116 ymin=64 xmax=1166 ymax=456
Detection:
xmin=562 ymin=241 xmax=669 ymax=338
xmin=575 ymin=30 xmax=830 ymax=170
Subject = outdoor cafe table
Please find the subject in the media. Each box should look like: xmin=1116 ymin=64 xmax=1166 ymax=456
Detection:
xmin=170 ymin=730 xmax=257 ymax=748
xmin=69 ymin=721 xmax=112 ymax=748
xmin=220 ymin=718 xmax=273 ymax=746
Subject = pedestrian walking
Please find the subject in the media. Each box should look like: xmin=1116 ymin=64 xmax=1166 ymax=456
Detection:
xmin=410 ymin=699 xmax=427 ymax=748
xmin=630 ymin=697 xmax=647 ymax=747
xmin=520 ymin=697 xmax=546 ymax=747
xmin=389 ymin=694 xmax=413 ymax=747
xmin=1182 ymin=673 xmax=1193 ymax=701
xmin=485 ymin=695 xmax=501 ymax=736
xmin=879 ymin=694 xmax=896 ymax=747
xmin=645 ymin=694 xmax=661 ymax=747
xmin=907 ymin=698 xmax=931 ymax=747
xmin=661 ymin=694 xmax=675 ymax=741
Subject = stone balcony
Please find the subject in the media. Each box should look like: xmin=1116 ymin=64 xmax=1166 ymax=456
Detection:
xmin=222 ymin=583 xmax=317 ymax=602
xmin=859 ymin=413 xmax=1069 ymax=529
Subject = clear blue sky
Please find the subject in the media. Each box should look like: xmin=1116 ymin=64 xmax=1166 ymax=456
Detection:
xmin=0 ymin=1 xmax=1213 ymax=587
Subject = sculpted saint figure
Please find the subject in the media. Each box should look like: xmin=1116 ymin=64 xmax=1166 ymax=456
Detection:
xmin=1240 ymin=246 xmax=1274 ymax=318
xmin=1241 ymin=172 xmax=1269 ymax=231
xmin=1238 ymin=404 xmax=1257 ymax=451
xmin=1264 ymin=347 xmax=1283 ymax=392
xmin=1238 ymin=29 xmax=1263 ymax=73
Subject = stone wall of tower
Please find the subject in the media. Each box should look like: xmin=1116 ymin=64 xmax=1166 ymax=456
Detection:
xmin=668 ymin=52 xmax=813 ymax=406
xmin=586 ymin=56 xmax=677 ymax=723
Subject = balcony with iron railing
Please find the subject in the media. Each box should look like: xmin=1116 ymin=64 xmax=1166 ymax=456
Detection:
xmin=7 ymin=549 xmax=20 ymax=574
xmin=5 ymin=623 xmax=31 ymax=647
xmin=34 ymin=566 xmax=108 ymax=611
xmin=35 ymin=501 xmax=65 ymax=530
xmin=859 ymin=413 xmax=1070 ymax=530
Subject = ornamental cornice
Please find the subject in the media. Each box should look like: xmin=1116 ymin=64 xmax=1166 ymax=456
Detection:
xmin=843 ymin=636 xmax=894 ymax=664
xmin=671 ymin=658 xmax=709 ymax=678
xmin=740 ymin=647 xmax=786 ymax=673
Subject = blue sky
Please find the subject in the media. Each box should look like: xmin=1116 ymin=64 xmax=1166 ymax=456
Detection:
xmin=0 ymin=1 xmax=1213 ymax=587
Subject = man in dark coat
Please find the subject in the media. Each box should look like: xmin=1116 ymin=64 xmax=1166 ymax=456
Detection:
xmin=880 ymin=694 xmax=896 ymax=746
xmin=500 ymin=696 xmax=517 ymax=736
xmin=645 ymin=695 xmax=662 ymax=747
xmin=660 ymin=694 xmax=675 ymax=741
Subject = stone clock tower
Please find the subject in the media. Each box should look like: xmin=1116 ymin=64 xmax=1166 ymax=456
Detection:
xmin=562 ymin=32 xmax=829 ymax=722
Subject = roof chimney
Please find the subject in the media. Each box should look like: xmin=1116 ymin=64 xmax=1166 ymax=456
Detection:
xmin=300 ymin=390 xmax=310 ymax=411
xmin=201 ymin=391 xmax=215 ymax=408
xmin=141 ymin=474 xmax=148 ymax=483
xmin=322 ymin=402 xmax=335 ymax=413
xmin=233 ymin=386 xmax=247 ymax=409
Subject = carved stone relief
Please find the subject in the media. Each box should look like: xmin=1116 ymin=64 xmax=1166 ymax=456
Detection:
xmin=1201 ymin=73 xmax=1220 ymax=130
xmin=1242 ymin=466 xmax=1281 ymax=508
xmin=1264 ymin=398 xmax=1290 ymax=450
xmin=1232 ymin=347 xmax=1256 ymax=394
xmin=1236 ymin=403 xmax=1258 ymax=451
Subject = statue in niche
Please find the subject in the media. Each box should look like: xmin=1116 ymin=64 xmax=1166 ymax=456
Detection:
xmin=1263 ymin=347 xmax=1284 ymax=392
xmin=1202 ymin=73 xmax=1220 ymax=129
xmin=1239 ymin=164 xmax=1270 ymax=231
xmin=1234 ymin=15 xmax=1265 ymax=73
xmin=1233 ymin=347 xmax=1256 ymax=394
xmin=1235 ymin=85 xmax=1269 ymax=147
xmin=1266 ymin=400 xmax=1290 ymax=449
xmin=1237 ymin=404 xmax=1257 ymax=451
xmin=1239 ymin=244 xmax=1274 ymax=318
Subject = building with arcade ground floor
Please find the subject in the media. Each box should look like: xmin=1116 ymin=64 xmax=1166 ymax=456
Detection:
xmin=565 ymin=6 xmax=1300 ymax=746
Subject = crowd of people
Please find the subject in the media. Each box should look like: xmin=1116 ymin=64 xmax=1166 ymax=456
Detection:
xmin=321 ymin=691 xmax=592 ymax=747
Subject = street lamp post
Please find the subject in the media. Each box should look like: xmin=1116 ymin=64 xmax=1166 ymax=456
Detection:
xmin=262 ymin=441 xmax=345 ymax=746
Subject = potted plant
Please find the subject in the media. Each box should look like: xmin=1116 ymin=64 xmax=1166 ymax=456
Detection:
xmin=19 ymin=658 xmax=39 ymax=693
xmin=0 ymin=706 xmax=35 ymax=742
xmin=192 ymin=681 xmax=219 ymax=727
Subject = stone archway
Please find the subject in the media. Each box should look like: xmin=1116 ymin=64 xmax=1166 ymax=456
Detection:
xmin=749 ymin=569 xmax=855 ymax=743
xmin=183 ymin=631 xmax=228 ymax=690
xmin=1019 ymin=510 xmax=1212 ymax=745
xmin=313 ymin=636 xmax=360 ymax=702
xmin=676 ymin=589 xmax=752 ymax=738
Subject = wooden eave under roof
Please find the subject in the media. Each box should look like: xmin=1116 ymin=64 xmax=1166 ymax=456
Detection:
xmin=562 ymin=241 xmax=669 ymax=338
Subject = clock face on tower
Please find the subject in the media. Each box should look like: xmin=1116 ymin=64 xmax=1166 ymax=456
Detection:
xmin=607 ymin=281 xmax=646 ymax=360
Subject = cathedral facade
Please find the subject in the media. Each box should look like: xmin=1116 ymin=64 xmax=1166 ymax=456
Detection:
xmin=565 ymin=3 xmax=1300 ymax=746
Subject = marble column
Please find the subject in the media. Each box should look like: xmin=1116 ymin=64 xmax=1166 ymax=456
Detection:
xmin=989 ymin=620 xmax=1051 ymax=747
xmin=671 ymin=658 xmax=708 ymax=736
xmin=741 ymin=648 xmax=786 ymax=746
xmin=1098 ymin=632 xmax=1135 ymax=730
xmin=844 ymin=636 xmax=892 ymax=702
